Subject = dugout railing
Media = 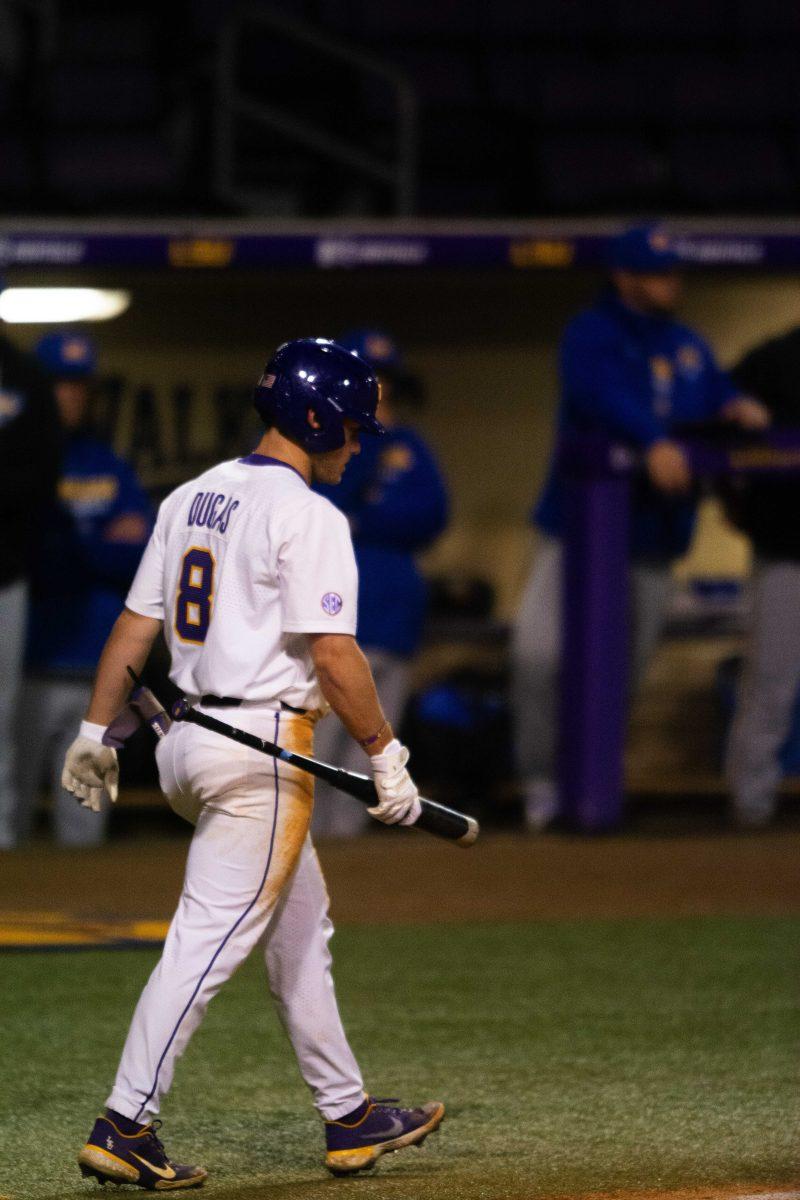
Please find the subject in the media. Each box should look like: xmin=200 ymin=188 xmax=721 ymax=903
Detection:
xmin=559 ymin=429 xmax=800 ymax=832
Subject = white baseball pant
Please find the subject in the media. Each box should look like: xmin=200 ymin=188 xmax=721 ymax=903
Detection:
xmin=106 ymin=703 xmax=365 ymax=1124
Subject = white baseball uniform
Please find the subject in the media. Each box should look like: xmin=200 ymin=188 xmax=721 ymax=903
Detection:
xmin=106 ymin=453 xmax=366 ymax=1124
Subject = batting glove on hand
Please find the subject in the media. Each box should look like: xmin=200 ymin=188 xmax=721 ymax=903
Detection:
xmin=61 ymin=722 xmax=119 ymax=813
xmin=369 ymin=740 xmax=422 ymax=826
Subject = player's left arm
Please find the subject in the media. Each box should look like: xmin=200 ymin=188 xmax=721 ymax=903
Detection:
xmin=85 ymin=608 xmax=162 ymax=727
xmin=61 ymin=608 xmax=162 ymax=811
xmin=62 ymin=503 xmax=166 ymax=812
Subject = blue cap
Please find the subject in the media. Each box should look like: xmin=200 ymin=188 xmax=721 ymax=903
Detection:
xmin=337 ymin=329 xmax=405 ymax=376
xmin=608 ymin=226 xmax=680 ymax=273
xmin=35 ymin=331 xmax=97 ymax=379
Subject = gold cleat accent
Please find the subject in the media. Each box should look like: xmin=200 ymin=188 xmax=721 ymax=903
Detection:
xmin=78 ymin=1143 xmax=207 ymax=1190
xmin=325 ymin=1101 xmax=445 ymax=1176
xmin=79 ymin=1145 xmax=140 ymax=1184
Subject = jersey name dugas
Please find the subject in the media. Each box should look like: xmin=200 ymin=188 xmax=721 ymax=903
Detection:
xmin=125 ymin=459 xmax=358 ymax=709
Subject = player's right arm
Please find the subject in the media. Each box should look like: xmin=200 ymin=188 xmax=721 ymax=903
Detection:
xmin=310 ymin=633 xmax=421 ymax=827
xmin=310 ymin=633 xmax=392 ymax=752
xmin=279 ymin=495 xmax=421 ymax=827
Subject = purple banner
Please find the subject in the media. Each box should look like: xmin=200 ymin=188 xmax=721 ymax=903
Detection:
xmin=2 ymin=226 xmax=800 ymax=270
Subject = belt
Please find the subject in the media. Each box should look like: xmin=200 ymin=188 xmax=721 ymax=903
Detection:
xmin=199 ymin=694 xmax=308 ymax=716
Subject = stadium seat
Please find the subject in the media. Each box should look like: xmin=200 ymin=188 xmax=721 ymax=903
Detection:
xmin=490 ymin=51 xmax=679 ymax=125
xmin=417 ymin=179 xmax=508 ymax=215
xmin=46 ymin=63 xmax=163 ymax=127
xmin=45 ymin=132 xmax=182 ymax=204
xmin=485 ymin=0 xmax=603 ymax=39
xmin=738 ymin=51 xmax=800 ymax=123
xmin=363 ymin=48 xmax=479 ymax=113
xmin=539 ymin=133 xmax=664 ymax=209
xmin=609 ymin=0 xmax=729 ymax=41
xmin=669 ymin=59 xmax=782 ymax=126
xmin=671 ymin=132 xmax=793 ymax=206
xmin=57 ymin=11 xmax=159 ymax=62
xmin=734 ymin=0 xmax=800 ymax=39
xmin=359 ymin=0 xmax=480 ymax=38
xmin=537 ymin=54 xmax=664 ymax=125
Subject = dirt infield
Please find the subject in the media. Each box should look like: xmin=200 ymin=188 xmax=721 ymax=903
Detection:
xmin=1 ymin=829 xmax=797 ymax=925
xmin=555 ymin=1191 xmax=800 ymax=1200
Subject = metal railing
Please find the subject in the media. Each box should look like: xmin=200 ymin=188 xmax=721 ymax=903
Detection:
xmin=213 ymin=3 xmax=418 ymax=216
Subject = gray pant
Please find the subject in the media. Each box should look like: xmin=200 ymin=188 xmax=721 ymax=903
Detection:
xmin=0 ymin=579 xmax=27 ymax=847
xmin=16 ymin=677 xmax=106 ymax=846
xmin=311 ymin=648 xmax=411 ymax=838
xmin=725 ymin=560 xmax=800 ymax=825
xmin=510 ymin=536 xmax=672 ymax=786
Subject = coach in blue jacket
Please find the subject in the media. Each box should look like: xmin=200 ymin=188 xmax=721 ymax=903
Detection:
xmin=313 ymin=329 xmax=449 ymax=836
xmin=512 ymin=227 xmax=768 ymax=831
xmin=16 ymin=332 xmax=152 ymax=846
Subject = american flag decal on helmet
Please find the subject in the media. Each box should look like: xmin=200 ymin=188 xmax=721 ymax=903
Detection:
xmin=263 ymin=373 xmax=276 ymax=388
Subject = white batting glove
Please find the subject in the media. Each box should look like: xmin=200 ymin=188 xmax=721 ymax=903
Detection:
xmin=369 ymin=739 xmax=422 ymax=826
xmin=61 ymin=721 xmax=119 ymax=813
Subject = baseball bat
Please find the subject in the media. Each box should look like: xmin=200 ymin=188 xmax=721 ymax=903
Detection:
xmin=170 ymin=698 xmax=479 ymax=848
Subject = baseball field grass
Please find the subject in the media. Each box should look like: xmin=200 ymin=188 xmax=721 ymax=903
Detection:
xmin=1 ymin=913 xmax=798 ymax=1200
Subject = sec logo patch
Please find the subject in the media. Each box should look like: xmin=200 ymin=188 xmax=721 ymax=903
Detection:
xmin=321 ymin=592 xmax=343 ymax=615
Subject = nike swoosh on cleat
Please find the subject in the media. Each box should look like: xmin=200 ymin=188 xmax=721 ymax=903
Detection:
xmin=130 ymin=1154 xmax=177 ymax=1180
xmin=363 ymin=1116 xmax=406 ymax=1140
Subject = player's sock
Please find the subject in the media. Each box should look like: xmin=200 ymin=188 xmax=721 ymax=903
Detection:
xmin=332 ymin=1097 xmax=370 ymax=1124
xmin=105 ymin=1108 xmax=147 ymax=1135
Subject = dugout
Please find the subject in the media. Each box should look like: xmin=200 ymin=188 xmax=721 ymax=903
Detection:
xmin=9 ymin=219 xmax=800 ymax=823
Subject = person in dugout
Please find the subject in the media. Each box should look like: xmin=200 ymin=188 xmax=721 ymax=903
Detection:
xmin=721 ymin=325 xmax=800 ymax=827
xmin=14 ymin=331 xmax=152 ymax=847
xmin=311 ymin=329 xmax=449 ymax=837
xmin=0 ymin=317 xmax=61 ymax=850
xmin=511 ymin=226 xmax=770 ymax=832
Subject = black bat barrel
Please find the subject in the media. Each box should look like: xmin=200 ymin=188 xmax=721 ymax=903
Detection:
xmin=416 ymin=799 xmax=478 ymax=846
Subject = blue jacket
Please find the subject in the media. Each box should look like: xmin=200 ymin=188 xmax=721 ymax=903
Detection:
xmin=535 ymin=290 xmax=738 ymax=561
xmin=316 ymin=426 xmax=449 ymax=657
xmin=26 ymin=433 xmax=153 ymax=674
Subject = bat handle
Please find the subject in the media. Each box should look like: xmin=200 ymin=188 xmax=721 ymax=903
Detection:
xmin=172 ymin=698 xmax=191 ymax=721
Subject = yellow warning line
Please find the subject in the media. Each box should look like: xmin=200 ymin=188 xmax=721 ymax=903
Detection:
xmin=0 ymin=911 xmax=169 ymax=949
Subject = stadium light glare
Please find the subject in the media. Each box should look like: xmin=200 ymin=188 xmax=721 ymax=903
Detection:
xmin=0 ymin=288 xmax=131 ymax=323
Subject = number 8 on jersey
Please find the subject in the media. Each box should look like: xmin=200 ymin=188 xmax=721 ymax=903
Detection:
xmin=175 ymin=547 xmax=215 ymax=643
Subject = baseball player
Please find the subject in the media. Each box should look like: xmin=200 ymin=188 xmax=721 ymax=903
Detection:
xmin=18 ymin=332 xmax=151 ymax=846
xmin=61 ymin=338 xmax=444 ymax=1189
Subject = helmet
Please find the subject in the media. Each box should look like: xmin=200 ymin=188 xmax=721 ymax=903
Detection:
xmin=254 ymin=337 xmax=384 ymax=452
xmin=35 ymin=331 xmax=97 ymax=379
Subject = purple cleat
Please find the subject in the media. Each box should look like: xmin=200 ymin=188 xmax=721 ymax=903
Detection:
xmin=324 ymin=1095 xmax=445 ymax=1175
xmin=78 ymin=1113 xmax=207 ymax=1190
